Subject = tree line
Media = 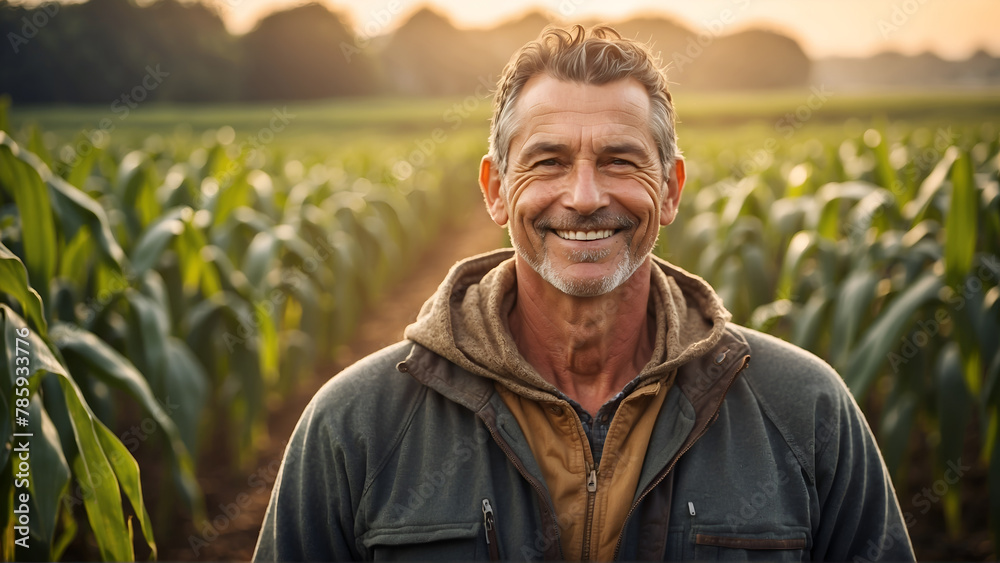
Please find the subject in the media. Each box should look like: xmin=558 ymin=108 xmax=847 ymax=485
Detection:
xmin=0 ymin=0 xmax=813 ymax=104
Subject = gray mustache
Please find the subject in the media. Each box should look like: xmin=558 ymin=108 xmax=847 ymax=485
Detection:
xmin=537 ymin=213 xmax=637 ymax=232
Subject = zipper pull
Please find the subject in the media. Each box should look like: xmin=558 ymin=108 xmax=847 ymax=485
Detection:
xmin=482 ymin=498 xmax=500 ymax=560
xmin=482 ymin=499 xmax=495 ymax=536
xmin=587 ymin=467 xmax=598 ymax=493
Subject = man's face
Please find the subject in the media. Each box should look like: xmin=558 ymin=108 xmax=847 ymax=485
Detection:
xmin=480 ymin=75 xmax=684 ymax=297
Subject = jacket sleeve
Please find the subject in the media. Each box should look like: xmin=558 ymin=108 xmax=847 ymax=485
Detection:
xmin=810 ymin=385 xmax=915 ymax=561
xmin=253 ymin=382 xmax=363 ymax=561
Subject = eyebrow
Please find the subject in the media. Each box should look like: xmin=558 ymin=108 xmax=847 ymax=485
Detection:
xmin=519 ymin=141 xmax=570 ymax=162
xmin=598 ymin=142 xmax=651 ymax=158
xmin=518 ymin=141 xmax=652 ymax=162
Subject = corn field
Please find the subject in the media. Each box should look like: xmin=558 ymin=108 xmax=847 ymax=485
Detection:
xmin=0 ymin=99 xmax=483 ymax=559
xmin=659 ymin=121 xmax=1000 ymax=550
xmin=0 ymin=94 xmax=998 ymax=559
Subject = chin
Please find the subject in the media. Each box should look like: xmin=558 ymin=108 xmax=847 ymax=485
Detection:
xmin=536 ymin=255 xmax=643 ymax=297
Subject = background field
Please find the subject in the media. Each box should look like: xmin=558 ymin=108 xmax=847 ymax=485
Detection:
xmin=2 ymin=86 xmax=999 ymax=560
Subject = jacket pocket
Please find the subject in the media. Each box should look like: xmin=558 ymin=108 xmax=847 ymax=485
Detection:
xmin=689 ymin=525 xmax=810 ymax=561
xmin=363 ymin=522 xmax=483 ymax=561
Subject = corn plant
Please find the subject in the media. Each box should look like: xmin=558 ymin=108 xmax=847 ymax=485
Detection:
xmin=1 ymin=102 xmax=484 ymax=558
xmin=660 ymin=124 xmax=1000 ymax=546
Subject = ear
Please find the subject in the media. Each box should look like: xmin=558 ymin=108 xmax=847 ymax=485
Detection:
xmin=659 ymin=158 xmax=686 ymax=226
xmin=479 ymin=155 xmax=509 ymax=226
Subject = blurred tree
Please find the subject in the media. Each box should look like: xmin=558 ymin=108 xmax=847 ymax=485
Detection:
xmin=241 ymin=3 xmax=377 ymax=100
xmin=0 ymin=0 xmax=238 ymax=103
xmin=683 ymin=29 xmax=812 ymax=90
xmin=380 ymin=7 xmax=495 ymax=96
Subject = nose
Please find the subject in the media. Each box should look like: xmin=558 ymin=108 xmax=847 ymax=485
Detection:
xmin=564 ymin=160 xmax=608 ymax=216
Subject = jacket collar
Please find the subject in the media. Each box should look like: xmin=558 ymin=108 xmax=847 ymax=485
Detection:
xmin=402 ymin=248 xmax=733 ymax=404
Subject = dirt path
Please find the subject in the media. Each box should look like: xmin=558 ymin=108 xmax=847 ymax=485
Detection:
xmin=161 ymin=205 xmax=504 ymax=561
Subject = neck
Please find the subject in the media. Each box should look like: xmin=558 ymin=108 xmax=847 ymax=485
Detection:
xmin=508 ymin=256 xmax=655 ymax=415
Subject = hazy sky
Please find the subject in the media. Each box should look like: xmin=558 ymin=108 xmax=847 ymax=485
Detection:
xmin=209 ymin=0 xmax=1000 ymax=59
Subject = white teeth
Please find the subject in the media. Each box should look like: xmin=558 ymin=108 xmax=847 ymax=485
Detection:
xmin=555 ymin=229 xmax=614 ymax=241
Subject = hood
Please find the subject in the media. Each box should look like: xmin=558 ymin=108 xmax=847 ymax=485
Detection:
xmin=403 ymin=248 xmax=732 ymax=403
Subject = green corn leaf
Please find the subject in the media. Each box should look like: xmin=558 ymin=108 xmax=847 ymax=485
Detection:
xmin=791 ymin=289 xmax=831 ymax=353
xmin=943 ymin=150 xmax=979 ymax=289
xmin=130 ymin=213 xmax=186 ymax=277
xmin=27 ymin=125 xmax=54 ymax=169
xmin=0 ymin=240 xmax=47 ymax=335
xmin=990 ymin=423 xmax=1000 ymax=555
xmin=93 ymin=421 xmax=157 ymax=559
xmin=2 ymin=305 xmax=141 ymax=560
xmin=162 ymin=337 xmax=208 ymax=456
xmin=777 ymin=231 xmax=819 ymax=299
xmin=65 ymin=147 xmax=98 ymax=190
xmin=65 ymin=399 xmax=134 ymax=562
xmin=242 ymin=231 xmax=279 ymax=289
xmin=830 ymin=270 xmax=879 ymax=369
xmin=906 ymin=145 xmax=960 ymax=223
xmin=937 ymin=343 xmax=971 ymax=467
xmin=26 ymin=395 xmax=71 ymax=554
xmin=844 ymin=271 xmax=944 ymax=398
xmin=49 ymin=321 xmax=203 ymax=518
xmin=1 ymin=131 xmax=125 ymax=271
xmin=124 ymin=289 xmax=169 ymax=392
xmin=879 ymin=389 xmax=917 ymax=476
xmin=0 ymin=141 xmax=57 ymax=307
xmin=738 ymin=243 xmax=772 ymax=310
xmin=49 ymin=172 xmax=126 ymax=270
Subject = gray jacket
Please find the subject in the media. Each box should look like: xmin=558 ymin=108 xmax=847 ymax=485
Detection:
xmin=253 ymin=331 xmax=914 ymax=560
xmin=254 ymin=252 xmax=914 ymax=561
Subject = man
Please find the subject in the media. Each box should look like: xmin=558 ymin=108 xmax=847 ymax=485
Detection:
xmin=254 ymin=26 xmax=914 ymax=561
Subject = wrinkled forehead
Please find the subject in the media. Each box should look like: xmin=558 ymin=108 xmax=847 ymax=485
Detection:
xmin=508 ymin=75 xmax=656 ymax=155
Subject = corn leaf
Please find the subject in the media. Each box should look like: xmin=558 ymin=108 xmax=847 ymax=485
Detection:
xmin=844 ymin=272 xmax=944 ymax=398
xmin=162 ymin=337 xmax=208 ymax=456
xmin=937 ymin=343 xmax=971 ymax=466
xmin=26 ymin=395 xmax=71 ymax=553
xmin=943 ymin=150 xmax=979 ymax=289
xmin=830 ymin=270 xmax=879 ymax=369
xmin=0 ymin=241 xmax=47 ymax=334
xmin=2 ymin=306 xmax=137 ymax=560
xmin=49 ymin=322 xmax=203 ymax=518
xmin=879 ymin=389 xmax=917 ymax=476
xmin=0 ymin=141 xmax=57 ymax=307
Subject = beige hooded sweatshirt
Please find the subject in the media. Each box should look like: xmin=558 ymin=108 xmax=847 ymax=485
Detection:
xmin=404 ymin=248 xmax=731 ymax=561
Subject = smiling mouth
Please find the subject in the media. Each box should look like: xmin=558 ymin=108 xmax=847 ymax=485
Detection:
xmin=553 ymin=229 xmax=616 ymax=241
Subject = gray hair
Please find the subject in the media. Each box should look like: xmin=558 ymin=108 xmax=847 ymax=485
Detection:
xmin=488 ymin=25 xmax=679 ymax=178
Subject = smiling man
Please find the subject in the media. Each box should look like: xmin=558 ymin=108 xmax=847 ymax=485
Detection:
xmin=254 ymin=26 xmax=915 ymax=561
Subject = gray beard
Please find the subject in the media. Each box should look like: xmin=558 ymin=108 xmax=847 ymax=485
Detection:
xmin=513 ymin=229 xmax=646 ymax=297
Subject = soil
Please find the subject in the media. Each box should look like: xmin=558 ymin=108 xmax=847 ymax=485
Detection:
xmin=157 ymin=205 xmax=504 ymax=561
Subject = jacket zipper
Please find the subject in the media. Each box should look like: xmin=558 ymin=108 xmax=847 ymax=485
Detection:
xmin=482 ymin=498 xmax=500 ymax=561
xmin=581 ymin=462 xmax=599 ymax=560
xmin=612 ymin=355 xmax=750 ymax=560
xmin=481 ymin=417 xmax=565 ymax=560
